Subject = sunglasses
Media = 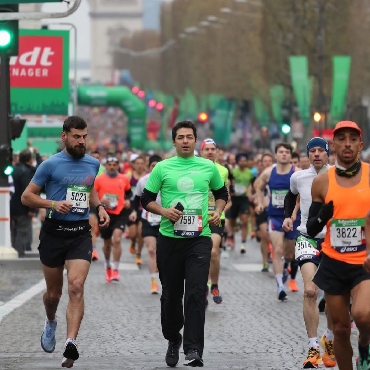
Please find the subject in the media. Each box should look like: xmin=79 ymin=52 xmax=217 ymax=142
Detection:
xmin=106 ymin=157 xmax=119 ymax=163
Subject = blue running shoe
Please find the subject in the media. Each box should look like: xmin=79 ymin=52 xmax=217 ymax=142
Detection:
xmin=41 ymin=317 xmax=57 ymax=353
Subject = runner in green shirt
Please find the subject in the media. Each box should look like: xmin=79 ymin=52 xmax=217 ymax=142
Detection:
xmin=141 ymin=121 xmax=228 ymax=368
xmin=200 ymin=138 xmax=229 ymax=307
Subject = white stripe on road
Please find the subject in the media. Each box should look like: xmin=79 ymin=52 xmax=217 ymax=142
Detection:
xmin=233 ymin=263 xmax=265 ymax=272
xmin=0 ymin=278 xmax=46 ymax=323
xmin=118 ymin=263 xmax=140 ymax=271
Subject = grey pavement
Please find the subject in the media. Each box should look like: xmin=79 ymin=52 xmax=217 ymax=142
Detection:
xmin=0 ymin=226 xmax=358 ymax=369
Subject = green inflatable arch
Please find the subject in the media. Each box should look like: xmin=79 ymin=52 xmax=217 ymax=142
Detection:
xmin=77 ymin=86 xmax=147 ymax=149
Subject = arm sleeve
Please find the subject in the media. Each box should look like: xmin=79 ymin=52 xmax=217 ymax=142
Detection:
xmin=284 ymin=190 xmax=298 ymax=218
xmin=133 ymin=195 xmax=141 ymax=212
xmin=306 ymin=201 xmax=325 ymax=237
xmin=211 ymin=185 xmax=229 ymax=203
xmin=124 ymin=189 xmax=133 ymax=199
xmin=141 ymin=188 xmax=159 ymax=210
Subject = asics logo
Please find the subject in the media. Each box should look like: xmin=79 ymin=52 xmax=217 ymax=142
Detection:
xmin=181 ymin=231 xmax=195 ymax=236
xmin=340 ymin=246 xmax=358 ymax=253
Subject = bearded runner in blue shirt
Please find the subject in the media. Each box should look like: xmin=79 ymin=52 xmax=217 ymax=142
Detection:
xmin=21 ymin=116 xmax=110 ymax=369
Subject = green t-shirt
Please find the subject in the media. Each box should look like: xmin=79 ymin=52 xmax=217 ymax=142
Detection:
xmin=232 ymin=167 xmax=254 ymax=197
xmin=145 ymin=156 xmax=224 ymax=238
xmin=97 ymin=165 xmax=105 ymax=176
xmin=208 ymin=163 xmax=228 ymax=220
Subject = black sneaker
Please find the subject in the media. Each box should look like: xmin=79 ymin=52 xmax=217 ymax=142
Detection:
xmin=61 ymin=339 xmax=79 ymax=368
xmin=165 ymin=333 xmax=182 ymax=367
xmin=318 ymin=297 xmax=326 ymax=313
xmin=184 ymin=349 xmax=204 ymax=367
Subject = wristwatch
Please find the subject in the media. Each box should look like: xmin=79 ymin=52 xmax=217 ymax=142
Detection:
xmin=96 ymin=204 xmax=106 ymax=213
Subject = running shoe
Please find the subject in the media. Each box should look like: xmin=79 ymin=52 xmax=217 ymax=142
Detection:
xmin=356 ymin=344 xmax=370 ymax=370
xmin=61 ymin=339 xmax=79 ymax=368
xmin=289 ymin=279 xmax=299 ymax=292
xmin=320 ymin=334 xmax=336 ymax=367
xmin=135 ymin=256 xmax=142 ymax=267
xmin=151 ymin=279 xmax=159 ymax=294
xmin=211 ymin=286 xmax=222 ymax=304
xmin=111 ymin=269 xmax=120 ymax=282
xmin=184 ymin=349 xmax=204 ymax=367
xmin=318 ymin=297 xmax=326 ymax=313
xmin=165 ymin=333 xmax=182 ymax=367
xmin=250 ymin=231 xmax=256 ymax=239
xmin=302 ymin=347 xmax=321 ymax=368
xmin=129 ymin=242 xmax=136 ymax=254
xmin=40 ymin=317 xmax=57 ymax=353
xmin=105 ymin=267 xmax=112 ymax=282
xmin=268 ymin=242 xmax=274 ymax=260
xmin=91 ymin=250 xmax=99 ymax=261
xmin=278 ymin=288 xmax=287 ymax=302
xmin=261 ymin=264 xmax=269 ymax=272
xmin=240 ymin=244 xmax=246 ymax=254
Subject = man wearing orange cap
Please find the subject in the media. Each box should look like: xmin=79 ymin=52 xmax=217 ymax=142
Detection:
xmin=307 ymin=121 xmax=370 ymax=370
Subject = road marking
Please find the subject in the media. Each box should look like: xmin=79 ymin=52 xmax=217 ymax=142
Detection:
xmin=0 ymin=279 xmax=46 ymax=323
xmin=118 ymin=263 xmax=140 ymax=271
xmin=233 ymin=263 xmax=265 ymax=272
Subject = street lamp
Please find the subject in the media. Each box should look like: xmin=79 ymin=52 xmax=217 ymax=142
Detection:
xmin=314 ymin=112 xmax=322 ymax=136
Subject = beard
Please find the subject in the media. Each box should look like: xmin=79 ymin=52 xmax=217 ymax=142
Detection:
xmin=65 ymin=141 xmax=86 ymax=159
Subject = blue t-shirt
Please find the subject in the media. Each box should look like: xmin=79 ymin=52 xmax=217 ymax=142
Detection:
xmin=32 ymin=151 xmax=100 ymax=221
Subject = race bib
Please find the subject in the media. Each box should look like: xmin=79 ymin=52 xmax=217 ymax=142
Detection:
xmin=148 ymin=212 xmax=161 ymax=225
xmin=234 ymin=183 xmax=247 ymax=196
xmin=66 ymin=185 xmax=90 ymax=215
xmin=104 ymin=193 xmax=118 ymax=210
xmin=295 ymin=234 xmax=319 ymax=262
xmin=208 ymin=191 xmax=216 ymax=211
xmin=330 ymin=218 xmax=366 ymax=253
xmin=174 ymin=209 xmax=202 ymax=237
xmin=271 ymin=190 xmax=288 ymax=208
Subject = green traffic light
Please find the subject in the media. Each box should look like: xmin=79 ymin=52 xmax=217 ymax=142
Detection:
xmin=4 ymin=165 xmax=13 ymax=176
xmin=0 ymin=30 xmax=12 ymax=48
xmin=281 ymin=124 xmax=291 ymax=135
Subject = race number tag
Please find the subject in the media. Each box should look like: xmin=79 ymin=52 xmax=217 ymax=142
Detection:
xmin=330 ymin=218 xmax=366 ymax=253
xmin=271 ymin=190 xmax=288 ymax=208
xmin=66 ymin=185 xmax=90 ymax=215
xmin=174 ymin=209 xmax=202 ymax=237
xmin=148 ymin=212 xmax=161 ymax=225
xmin=234 ymin=183 xmax=247 ymax=196
xmin=105 ymin=193 xmax=118 ymax=210
xmin=295 ymin=234 xmax=319 ymax=262
xmin=208 ymin=191 xmax=216 ymax=211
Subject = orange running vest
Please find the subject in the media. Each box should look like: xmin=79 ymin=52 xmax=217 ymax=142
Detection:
xmin=322 ymin=163 xmax=369 ymax=264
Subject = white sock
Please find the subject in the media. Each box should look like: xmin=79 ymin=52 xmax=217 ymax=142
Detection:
xmin=325 ymin=328 xmax=334 ymax=341
xmin=105 ymin=260 xmax=111 ymax=268
xmin=47 ymin=316 xmax=57 ymax=323
xmin=66 ymin=338 xmax=76 ymax=345
xmin=309 ymin=337 xmax=319 ymax=349
xmin=150 ymin=273 xmax=157 ymax=279
xmin=113 ymin=261 xmax=119 ymax=271
xmin=275 ymin=274 xmax=283 ymax=289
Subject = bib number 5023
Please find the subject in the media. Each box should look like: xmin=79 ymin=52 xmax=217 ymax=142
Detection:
xmin=70 ymin=192 xmax=87 ymax=202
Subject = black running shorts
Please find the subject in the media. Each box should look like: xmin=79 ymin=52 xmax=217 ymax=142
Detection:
xmin=38 ymin=229 xmax=92 ymax=268
xmin=313 ymin=253 xmax=370 ymax=295
xmin=141 ymin=218 xmax=160 ymax=238
xmin=229 ymin=196 xmax=249 ymax=219
xmin=256 ymin=209 xmax=268 ymax=229
xmin=209 ymin=219 xmax=226 ymax=238
xmin=100 ymin=211 xmax=128 ymax=240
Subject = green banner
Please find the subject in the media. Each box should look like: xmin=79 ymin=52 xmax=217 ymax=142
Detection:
xmin=253 ymin=97 xmax=270 ymax=126
xmin=270 ymin=85 xmax=285 ymax=124
xmin=213 ymin=99 xmax=235 ymax=147
xmin=78 ymin=86 xmax=147 ymax=149
xmin=289 ymin=56 xmax=311 ymax=126
xmin=11 ymin=29 xmax=70 ymax=115
xmin=330 ymin=56 xmax=351 ymax=125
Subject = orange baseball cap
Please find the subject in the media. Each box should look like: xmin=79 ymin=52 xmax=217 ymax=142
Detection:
xmin=333 ymin=121 xmax=362 ymax=137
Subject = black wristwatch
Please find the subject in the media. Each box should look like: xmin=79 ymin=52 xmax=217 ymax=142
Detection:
xmin=96 ymin=204 xmax=106 ymax=213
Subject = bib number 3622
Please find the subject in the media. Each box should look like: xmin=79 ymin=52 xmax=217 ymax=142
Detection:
xmin=330 ymin=218 xmax=366 ymax=253
xmin=66 ymin=185 xmax=90 ymax=215
xmin=174 ymin=209 xmax=202 ymax=237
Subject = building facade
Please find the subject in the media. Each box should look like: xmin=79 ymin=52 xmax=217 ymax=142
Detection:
xmin=88 ymin=0 xmax=143 ymax=83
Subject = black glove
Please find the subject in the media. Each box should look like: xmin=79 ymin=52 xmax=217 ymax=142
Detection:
xmin=318 ymin=201 xmax=333 ymax=224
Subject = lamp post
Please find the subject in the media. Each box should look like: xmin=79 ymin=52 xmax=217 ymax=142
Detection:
xmin=314 ymin=112 xmax=322 ymax=136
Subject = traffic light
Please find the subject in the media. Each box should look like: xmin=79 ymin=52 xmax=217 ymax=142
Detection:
xmin=0 ymin=144 xmax=13 ymax=178
xmin=0 ymin=5 xmax=19 ymax=56
xmin=10 ymin=117 xmax=26 ymax=140
xmin=197 ymin=112 xmax=209 ymax=123
xmin=281 ymin=123 xmax=291 ymax=135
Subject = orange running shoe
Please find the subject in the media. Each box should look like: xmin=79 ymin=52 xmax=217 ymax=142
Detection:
xmin=302 ymin=347 xmax=321 ymax=369
xmin=289 ymin=279 xmax=299 ymax=292
xmin=129 ymin=242 xmax=136 ymax=254
xmin=111 ymin=269 xmax=120 ymax=282
xmin=151 ymin=279 xmax=159 ymax=294
xmin=135 ymin=256 xmax=142 ymax=267
xmin=320 ymin=334 xmax=336 ymax=367
xmin=105 ymin=267 xmax=112 ymax=282
xmin=268 ymin=242 xmax=274 ymax=259
xmin=91 ymin=250 xmax=99 ymax=261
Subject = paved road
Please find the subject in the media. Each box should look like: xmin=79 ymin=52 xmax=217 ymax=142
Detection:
xmin=0 ymin=231 xmax=358 ymax=369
